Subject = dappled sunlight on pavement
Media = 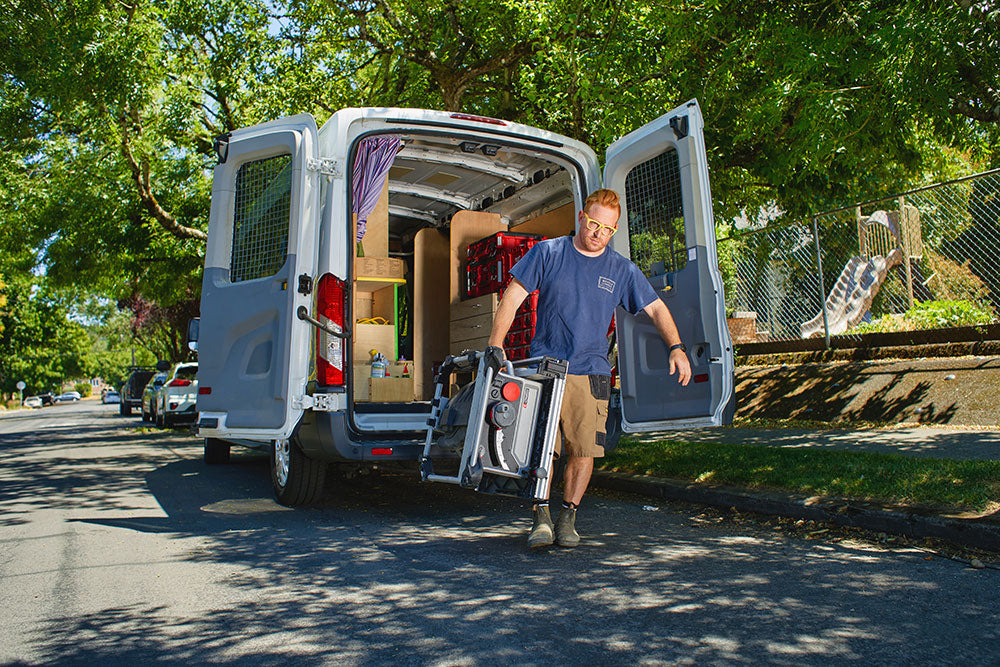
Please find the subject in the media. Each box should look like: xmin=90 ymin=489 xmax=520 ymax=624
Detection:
xmin=1 ymin=403 xmax=998 ymax=664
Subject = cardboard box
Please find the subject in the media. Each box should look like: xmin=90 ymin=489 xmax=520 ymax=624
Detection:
xmin=354 ymin=256 xmax=405 ymax=281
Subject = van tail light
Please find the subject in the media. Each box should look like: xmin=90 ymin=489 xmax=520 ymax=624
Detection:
xmin=168 ymin=379 xmax=192 ymax=387
xmin=450 ymin=112 xmax=506 ymax=126
xmin=316 ymin=273 xmax=347 ymax=386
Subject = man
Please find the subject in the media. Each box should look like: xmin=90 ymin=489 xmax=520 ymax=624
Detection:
xmin=488 ymin=188 xmax=692 ymax=548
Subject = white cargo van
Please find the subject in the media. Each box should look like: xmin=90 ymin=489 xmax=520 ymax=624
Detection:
xmin=194 ymin=99 xmax=734 ymax=505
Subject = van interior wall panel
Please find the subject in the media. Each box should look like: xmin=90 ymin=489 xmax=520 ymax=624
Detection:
xmin=509 ymin=202 xmax=576 ymax=238
xmin=356 ymin=179 xmax=390 ymax=258
xmin=448 ymin=210 xmax=506 ymax=305
xmin=354 ymin=323 xmax=397 ymax=362
xmin=414 ymin=227 xmax=451 ymax=399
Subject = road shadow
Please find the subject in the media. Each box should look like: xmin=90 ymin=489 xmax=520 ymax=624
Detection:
xmin=34 ymin=441 xmax=998 ymax=665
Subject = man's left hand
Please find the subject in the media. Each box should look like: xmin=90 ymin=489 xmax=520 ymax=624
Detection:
xmin=669 ymin=348 xmax=692 ymax=386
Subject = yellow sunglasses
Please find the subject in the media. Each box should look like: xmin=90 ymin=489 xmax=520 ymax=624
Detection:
xmin=583 ymin=214 xmax=618 ymax=236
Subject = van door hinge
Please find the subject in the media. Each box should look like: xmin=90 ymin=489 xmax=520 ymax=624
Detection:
xmin=669 ymin=115 xmax=689 ymax=140
xmin=297 ymin=274 xmax=313 ymax=295
xmin=293 ymin=394 xmax=337 ymax=412
xmin=307 ymin=157 xmax=342 ymax=178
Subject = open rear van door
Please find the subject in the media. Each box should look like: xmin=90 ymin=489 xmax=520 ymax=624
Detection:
xmin=197 ymin=114 xmax=321 ymax=440
xmin=604 ymin=100 xmax=734 ymax=432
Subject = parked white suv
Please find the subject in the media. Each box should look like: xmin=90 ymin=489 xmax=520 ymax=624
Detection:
xmin=194 ymin=101 xmax=734 ymax=505
xmin=154 ymin=362 xmax=199 ymax=428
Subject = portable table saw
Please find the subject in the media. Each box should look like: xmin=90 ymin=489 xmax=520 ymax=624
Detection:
xmin=420 ymin=348 xmax=568 ymax=502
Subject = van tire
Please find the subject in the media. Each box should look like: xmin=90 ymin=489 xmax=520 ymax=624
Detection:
xmin=271 ymin=438 xmax=326 ymax=506
xmin=204 ymin=438 xmax=231 ymax=464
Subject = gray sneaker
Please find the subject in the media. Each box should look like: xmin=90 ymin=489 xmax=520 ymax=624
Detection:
xmin=554 ymin=507 xmax=580 ymax=547
xmin=527 ymin=505 xmax=554 ymax=548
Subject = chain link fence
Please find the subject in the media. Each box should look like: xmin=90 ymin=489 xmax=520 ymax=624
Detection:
xmin=720 ymin=169 xmax=1000 ymax=346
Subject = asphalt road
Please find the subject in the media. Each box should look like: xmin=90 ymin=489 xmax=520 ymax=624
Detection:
xmin=2 ymin=401 xmax=998 ymax=665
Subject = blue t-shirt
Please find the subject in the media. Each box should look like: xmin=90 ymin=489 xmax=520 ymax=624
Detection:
xmin=509 ymin=235 xmax=659 ymax=375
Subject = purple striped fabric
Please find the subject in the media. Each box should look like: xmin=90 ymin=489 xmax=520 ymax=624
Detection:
xmin=353 ymin=135 xmax=402 ymax=242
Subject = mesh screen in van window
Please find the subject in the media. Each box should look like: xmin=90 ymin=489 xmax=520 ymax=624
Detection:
xmin=231 ymin=154 xmax=292 ymax=282
xmin=624 ymin=148 xmax=686 ymax=276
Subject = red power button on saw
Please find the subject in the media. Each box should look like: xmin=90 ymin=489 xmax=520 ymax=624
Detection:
xmin=501 ymin=381 xmax=521 ymax=401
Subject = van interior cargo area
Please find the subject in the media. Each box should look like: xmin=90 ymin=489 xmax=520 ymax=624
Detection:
xmin=350 ymin=131 xmax=581 ymax=422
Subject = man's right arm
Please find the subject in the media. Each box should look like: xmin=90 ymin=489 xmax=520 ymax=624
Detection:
xmin=488 ymin=278 xmax=529 ymax=349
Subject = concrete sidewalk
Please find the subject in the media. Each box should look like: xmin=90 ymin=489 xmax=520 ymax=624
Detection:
xmin=636 ymin=425 xmax=1000 ymax=461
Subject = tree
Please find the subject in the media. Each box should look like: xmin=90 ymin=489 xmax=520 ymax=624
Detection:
xmin=0 ymin=278 xmax=91 ymax=395
xmin=2 ymin=0 xmax=998 ymax=367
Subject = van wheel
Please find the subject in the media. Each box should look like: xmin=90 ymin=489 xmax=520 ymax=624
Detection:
xmin=271 ymin=438 xmax=326 ymax=506
xmin=204 ymin=438 xmax=231 ymax=464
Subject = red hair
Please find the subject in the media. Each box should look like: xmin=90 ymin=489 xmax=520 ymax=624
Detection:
xmin=583 ymin=189 xmax=621 ymax=216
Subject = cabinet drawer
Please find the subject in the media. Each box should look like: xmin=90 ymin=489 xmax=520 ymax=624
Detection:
xmin=450 ymin=293 xmax=498 ymax=322
xmin=450 ymin=312 xmax=493 ymax=344
xmin=450 ymin=335 xmax=491 ymax=356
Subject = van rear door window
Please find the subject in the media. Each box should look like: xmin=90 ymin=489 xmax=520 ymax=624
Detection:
xmin=230 ymin=153 xmax=292 ymax=282
xmin=624 ymin=148 xmax=686 ymax=276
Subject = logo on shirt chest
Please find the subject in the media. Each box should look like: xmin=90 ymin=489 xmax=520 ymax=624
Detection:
xmin=597 ymin=276 xmax=616 ymax=293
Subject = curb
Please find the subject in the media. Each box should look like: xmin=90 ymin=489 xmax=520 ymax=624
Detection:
xmin=591 ymin=470 xmax=1000 ymax=553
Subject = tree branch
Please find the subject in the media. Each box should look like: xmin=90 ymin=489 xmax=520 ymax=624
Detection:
xmin=118 ymin=112 xmax=207 ymax=241
xmin=950 ymin=98 xmax=1000 ymax=123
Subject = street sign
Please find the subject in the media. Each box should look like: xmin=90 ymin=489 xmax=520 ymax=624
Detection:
xmin=16 ymin=381 xmax=25 ymax=390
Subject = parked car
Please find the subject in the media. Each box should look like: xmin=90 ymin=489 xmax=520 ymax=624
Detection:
xmin=154 ymin=362 xmax=199 ymax=427
xmin=119 ymin=367 xmax=155 ymax=416
xmin=140 ymin=373 xmax=168 ymax=423
xmin=54 ymin=391 xmax=81 ymax=403
xmin=23 ymin=396 xmax=42 ymax=409
xmin=38 ymin=392 xmax=55 ymax=406
xmin=102 ymin=389 xmax=121 ymax=404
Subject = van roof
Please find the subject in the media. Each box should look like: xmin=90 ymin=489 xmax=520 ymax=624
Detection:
xmin=319 ymin=107 xmax=599 ymax=232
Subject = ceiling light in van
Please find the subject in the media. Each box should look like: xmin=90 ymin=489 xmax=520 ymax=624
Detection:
xmin=480 ymin=144 xmax=500 ymax=156
xmin=451 ymin=113 xmax=507 ymax=126
xmin=460 ymin=141 xmax=479 ymax=153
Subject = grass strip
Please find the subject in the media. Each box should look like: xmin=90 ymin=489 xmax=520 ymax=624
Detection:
xmin=601 ymin=438 xmax=1000 ymax=512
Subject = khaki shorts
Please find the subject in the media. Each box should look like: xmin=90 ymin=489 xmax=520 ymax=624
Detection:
xmin=556 ymin=374 xmax=611 ymax=458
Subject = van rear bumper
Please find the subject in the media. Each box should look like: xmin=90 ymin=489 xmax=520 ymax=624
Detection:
xmin=295 ymin=410 xmax=451 ymax=463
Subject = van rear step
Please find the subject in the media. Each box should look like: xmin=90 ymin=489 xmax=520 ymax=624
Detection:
xmin=420 ymin=349 xmax=568 ymax=502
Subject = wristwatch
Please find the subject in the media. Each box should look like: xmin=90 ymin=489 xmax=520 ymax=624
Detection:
xmin=669 ymin=343 xmax=686 ymax=353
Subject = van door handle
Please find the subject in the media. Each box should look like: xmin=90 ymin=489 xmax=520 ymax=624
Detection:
xmin=296 ymin=306 xmax=350 ymax=339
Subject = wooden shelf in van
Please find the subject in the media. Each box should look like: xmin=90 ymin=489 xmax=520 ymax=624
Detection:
xmin=355 ymin=276 xmax=406 ymax=292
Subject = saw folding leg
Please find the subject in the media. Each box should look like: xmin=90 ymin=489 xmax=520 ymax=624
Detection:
xmin=420 ymin=350 xmax=568 ymax=502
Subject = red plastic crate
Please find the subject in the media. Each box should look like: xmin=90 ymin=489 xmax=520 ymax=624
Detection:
xmin=465 ymin=232 xmax=544 ymax=299
xmin=511 ymin=310 xmax=537 ymax=331
xmin=467 ymin=232 xmax=542 ymax=262
xmin=503 ymin=328 xmax=533 ymax=347
xmin=504 ymin=344 xmax=532 ymax=361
